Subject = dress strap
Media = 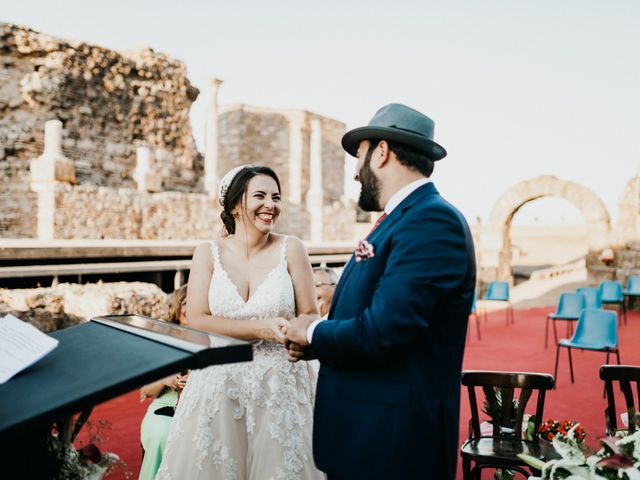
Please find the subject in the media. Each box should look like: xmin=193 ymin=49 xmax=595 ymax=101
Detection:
xmin=209 ymin=240 xmax=221 ymax=266
xmin=279 ymin=236 xmax=288 ymax=265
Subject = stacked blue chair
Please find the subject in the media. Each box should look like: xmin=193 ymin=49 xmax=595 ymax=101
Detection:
xmin=624 ymin=276 xmax=640 ymax=316
xmin=600 ymin=281 xmax=626 ymax=326
xmin=576 ymin=287 xmax=602 ymax=309
xmin=545 ymin=293 xmax=586 ymax=349
xmin=481 ymin=281 xmax=514 ymax=325
xmin=554 ymin=308 xmax=620 ymax=386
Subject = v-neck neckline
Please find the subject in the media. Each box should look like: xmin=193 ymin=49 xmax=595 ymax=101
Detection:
xmin=214 ymin=239 xmax=284 ymax=305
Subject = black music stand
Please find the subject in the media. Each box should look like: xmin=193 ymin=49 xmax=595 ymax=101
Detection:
xmin=0 ymin=315 xmax=253 ymax=476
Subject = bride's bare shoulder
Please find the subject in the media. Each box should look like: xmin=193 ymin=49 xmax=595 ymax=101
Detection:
xmin=279 ymin=234 xmax=308 ymax=258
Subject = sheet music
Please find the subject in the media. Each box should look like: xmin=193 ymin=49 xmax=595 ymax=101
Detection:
xmin=0 ymin=314 xmax=59 ymax=384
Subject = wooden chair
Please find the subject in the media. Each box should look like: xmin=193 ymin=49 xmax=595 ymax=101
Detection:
xmin=460 ymin=370 xmax=555 ymax=479
xmin=600 ymin=365 xmax=640 ymax=435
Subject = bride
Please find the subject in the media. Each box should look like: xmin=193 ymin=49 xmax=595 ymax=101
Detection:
xmin=156 ymin=165 xmax=323 ymax=480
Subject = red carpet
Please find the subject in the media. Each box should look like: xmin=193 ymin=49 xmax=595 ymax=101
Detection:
xmin=75 ymin=307 xmax=640 ymax=479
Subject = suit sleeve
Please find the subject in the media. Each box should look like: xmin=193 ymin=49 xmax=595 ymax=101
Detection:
xmin=311 ymin=205 xmax=471 ymax=365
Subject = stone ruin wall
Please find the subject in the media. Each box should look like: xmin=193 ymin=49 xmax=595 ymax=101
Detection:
xmin=53 ymin=184 xmax=222 ymax=239
xmin=0 ymin=23 xmax=203 ymax=237
xmin=586 ymin=176 xmax=640 ymax=287
xmin=218 ymin=108 xmax=291 ymax=193
xmin=0 ymin=23 xmax=356 ymax=242
xmin=0 ymin=281 xmax=170 ymax=332
xmin=218 ymin=106 xmax=347 ymax=206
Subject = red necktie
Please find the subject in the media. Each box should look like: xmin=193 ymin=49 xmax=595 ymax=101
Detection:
xmin=367 ymin=212 xmax=387 ymax=237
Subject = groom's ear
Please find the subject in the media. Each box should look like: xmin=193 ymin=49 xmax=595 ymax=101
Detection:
xmin=375 ymin=140 xmax=390 ymax=169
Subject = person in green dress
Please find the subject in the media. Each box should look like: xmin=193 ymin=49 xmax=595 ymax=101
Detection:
xmin=138 ymin=285 xmax=189 ymax=480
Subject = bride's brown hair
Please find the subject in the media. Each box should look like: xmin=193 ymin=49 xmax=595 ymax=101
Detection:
xmin=220 ymin=166 xmax=281 ymax=236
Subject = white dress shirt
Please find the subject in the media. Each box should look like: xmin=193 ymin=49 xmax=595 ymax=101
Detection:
xmin=306 ymin=177 xmax=433 ymax=343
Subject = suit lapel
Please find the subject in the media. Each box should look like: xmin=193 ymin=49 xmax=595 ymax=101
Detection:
xmin=328 ymin=182 xmax=439 ymax=318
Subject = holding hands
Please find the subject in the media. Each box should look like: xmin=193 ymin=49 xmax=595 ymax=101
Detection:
xmin=284 ymin=314 xmax=318 ymax=363
xmin=256 ymin=316 xmax=290 ymax=344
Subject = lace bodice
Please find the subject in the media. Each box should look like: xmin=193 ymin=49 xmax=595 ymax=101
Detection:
xmin=208 ymin=236 xmax=295 ymax=323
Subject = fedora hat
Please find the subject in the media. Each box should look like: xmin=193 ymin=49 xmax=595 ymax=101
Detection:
xmin=341 ymin=103 xmax=446 ymax=160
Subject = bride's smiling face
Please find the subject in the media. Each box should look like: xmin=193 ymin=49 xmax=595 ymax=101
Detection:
xmin=234 ymin=174 xmax=282 ymax=233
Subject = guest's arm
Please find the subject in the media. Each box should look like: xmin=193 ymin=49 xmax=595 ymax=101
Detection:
xmin=186 ymin=242 xmax=288 ymax=343
xmin=140 ymin=374 xmax=181 ymax=400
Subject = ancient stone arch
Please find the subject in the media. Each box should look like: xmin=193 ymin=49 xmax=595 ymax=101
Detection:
xmin=478 ymin=175 xmax=611 ymax=283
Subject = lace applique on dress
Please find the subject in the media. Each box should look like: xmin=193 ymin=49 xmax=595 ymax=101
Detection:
xmin=156 ymin=236 xmax=322 ymax=480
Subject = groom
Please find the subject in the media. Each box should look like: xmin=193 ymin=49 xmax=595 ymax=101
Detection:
xmin=286 ymin=103 xmax=476 ymax=480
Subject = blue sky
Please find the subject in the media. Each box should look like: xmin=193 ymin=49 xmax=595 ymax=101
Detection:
xmin=3 ymin=0 xmax=639 ymax=225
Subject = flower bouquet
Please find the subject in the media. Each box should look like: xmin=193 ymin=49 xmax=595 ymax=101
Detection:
xmin=518 ymin=423 xmax=640 ymax=480
xmin=539 ymin=418 xmax=586 ymax=443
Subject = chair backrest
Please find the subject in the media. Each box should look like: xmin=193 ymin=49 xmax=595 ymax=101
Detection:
xmin=599 ymin=365 xmax=640 ymax=435
xmin=555 ymin=292 xmax=586 ymax=317
xmin=599 ymin=281 xmax=623 ymax=302
xmin=627 ymin=276 xmax=640 ymax=294
xmin=486 ymin=281 xmax=509 ymax=301
xmin=461 ymin=370 xmax=555 ymax=440
xmin=576 ymin=287 xmax=602 ymax=309
xmin=570 ymin=308 xmax=617 ymax=349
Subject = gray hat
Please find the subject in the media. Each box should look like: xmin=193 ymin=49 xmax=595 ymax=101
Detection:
xmin=341 ymin=103 xmax=446 ymax=160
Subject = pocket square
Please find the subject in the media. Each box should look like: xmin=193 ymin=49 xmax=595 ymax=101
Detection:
xmin=355 ymin=239 xmax=375 ymax=262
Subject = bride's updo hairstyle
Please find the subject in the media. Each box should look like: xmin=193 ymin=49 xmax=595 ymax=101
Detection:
xmin=219 ymin=165 xmax=281 ymax=236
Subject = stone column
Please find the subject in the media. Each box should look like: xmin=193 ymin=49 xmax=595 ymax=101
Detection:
xmin=306 ymin=118 xmax=324 ymax=242
xmin=30 ymin=120 xmax=76 ymax=240
xmin=204 ymin=78 xmax=223 ymax=196
xmin=288 ymin=111 xmax=306 ymax=204
xmin=133 ymin=146 xmax=161 ymax=192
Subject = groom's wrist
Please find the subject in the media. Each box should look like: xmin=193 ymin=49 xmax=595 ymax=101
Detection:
xmin=306 ymin=319 xmax=324 ymax=344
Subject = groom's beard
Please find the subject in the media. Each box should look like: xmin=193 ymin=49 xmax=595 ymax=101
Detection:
xmin=357 ymin=154 xmax=382 ymax=212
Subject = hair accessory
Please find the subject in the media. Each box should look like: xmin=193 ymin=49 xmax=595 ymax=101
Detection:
xmin=218 ymin=165 xmax=253 ymax=206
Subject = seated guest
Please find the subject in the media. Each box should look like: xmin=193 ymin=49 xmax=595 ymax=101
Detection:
xmin=138 ymin=285 xmax=189 ymax=480
xmin=313 ymin=266 xmax=338 ymax=319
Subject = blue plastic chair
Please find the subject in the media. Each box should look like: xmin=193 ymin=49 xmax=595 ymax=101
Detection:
xmin=481 ymin=281 xmax=514 ymax=325
xmin=624 ymin=276 xmax=640 ymax=315
xmin=554 ymin=308 xmax=620 ymax=386
xmin=625 ymin=276 xmax=640 ymax=296
xmin=467 ymin=292 xmax=481 ymax=342
xmin=600 ymin=281 xmax=627 ymax=326
xmin=545 ymin=293 xmax=586 ymax=349
xmin=576 ymin=287 xmax=602 ymax=309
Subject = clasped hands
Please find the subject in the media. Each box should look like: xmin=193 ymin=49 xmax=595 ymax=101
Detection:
xmin=264 ymin=314 xmax=318 ymax=362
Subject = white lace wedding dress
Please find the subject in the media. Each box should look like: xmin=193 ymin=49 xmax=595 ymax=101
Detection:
xmin=156 ymin=238 xmax=323 ymax=480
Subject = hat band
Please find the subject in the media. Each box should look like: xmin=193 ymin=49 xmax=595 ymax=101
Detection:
xmin=387 ymin=125 xmax=429 ymax=138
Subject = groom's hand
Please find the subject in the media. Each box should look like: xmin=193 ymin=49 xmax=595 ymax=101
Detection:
xmin=286 ymin=342 xmax=317 ymax=362
xmin=285 ymin=314 xmax=317 ymax=362
xmin=285 ymin=314 xmax=316 ymax=346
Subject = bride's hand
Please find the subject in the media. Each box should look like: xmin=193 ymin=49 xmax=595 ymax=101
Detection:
xmin=256 ymin=317 xmax=289 ymax=344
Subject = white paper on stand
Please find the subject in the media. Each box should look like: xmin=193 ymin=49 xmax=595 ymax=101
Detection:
xmin=0 ymin=314 xmax=59 ymax=384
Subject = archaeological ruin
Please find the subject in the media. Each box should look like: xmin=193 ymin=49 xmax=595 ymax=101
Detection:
xmin=2 ymin=22 xmax=640 ymax=321
xmin=0 ymin=23 xmax=357 ymax=243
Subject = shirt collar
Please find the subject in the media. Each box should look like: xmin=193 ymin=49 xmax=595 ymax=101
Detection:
xmin=384 ymin=178 xmax=432 ymax=215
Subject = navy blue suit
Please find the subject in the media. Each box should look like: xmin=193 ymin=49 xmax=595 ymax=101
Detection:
xmin=311 ymin=182 xmax=476 ymax=480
